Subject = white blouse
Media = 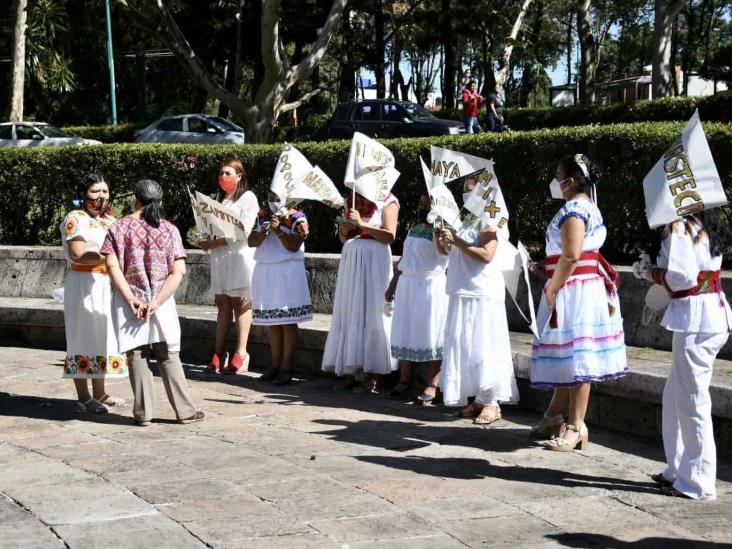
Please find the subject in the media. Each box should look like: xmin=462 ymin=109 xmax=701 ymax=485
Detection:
xmin=398 ymin=224 xmax=448 ymax=276
xmin=545 ymin=198 xmax=606 ymax=256
xmin=657 ymin=219 xmax=732 ymax=334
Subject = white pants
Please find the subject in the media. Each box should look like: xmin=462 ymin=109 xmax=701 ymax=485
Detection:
xmin=662 ymin=331 xmax=727 ymax=500
xmin=475 ymin=389 xmax=498 ymax=406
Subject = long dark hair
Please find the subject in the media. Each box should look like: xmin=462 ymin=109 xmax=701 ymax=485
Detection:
xmin=558 ymin=153 xmax=600 ymax=191
xmin=696 ymin=209 xmax=731 ymax=257
xmin=134 ymin=179 xmax=163 ymax=228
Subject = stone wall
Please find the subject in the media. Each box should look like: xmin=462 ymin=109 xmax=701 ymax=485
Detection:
xmin=2 ymin=245 xmax=732 ymax=358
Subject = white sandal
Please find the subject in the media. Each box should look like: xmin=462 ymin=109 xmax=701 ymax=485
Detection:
xmin=76 ymin=398 xmax=109 ymax=414
xmin=99 ymin=394 xmax=127 ymax=407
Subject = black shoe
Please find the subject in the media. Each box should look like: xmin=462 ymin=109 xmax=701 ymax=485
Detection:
xmin=272 ymin=370 xmax=292 ymax=386
xmin=650 ymin=473 xmax=672 ymax=486
xmin=259 ymin=368 xmax=279 ymax=382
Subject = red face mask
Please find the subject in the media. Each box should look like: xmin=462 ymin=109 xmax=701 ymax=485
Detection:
xmin=218 ymin=174 xmax=238 ymax=193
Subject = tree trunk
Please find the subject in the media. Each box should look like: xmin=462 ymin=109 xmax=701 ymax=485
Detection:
xmin=566 ymin=12 xmax=573 ymax=85
xmin=519 ymin=1 xmax=543 ymax=107
xmin=9 ymin=0 xmax=28 ymax=122
xmin=494 ymin=0 xmax=534 ymax=94
xmin=652 ymin=0 xmax=685 ymax=98
xmin=576 ymin=0 xmax=597 ymax=105
xmin=441 ymin=0 xmax=456 ymax=108
xmin=338 ymin=6 xmax=356 ymax=102
xmin=374 ymin=0 xmax=386 ymax=98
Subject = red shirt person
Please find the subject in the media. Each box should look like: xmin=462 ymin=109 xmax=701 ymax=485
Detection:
xmin=462 ymin=80 xmax=483 ymax=134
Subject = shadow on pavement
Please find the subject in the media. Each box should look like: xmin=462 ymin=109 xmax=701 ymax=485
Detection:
xmin=547 ymin=533 xmax=728 ymax=548
xmin=0 ymin=391 xmax=131 ymax=425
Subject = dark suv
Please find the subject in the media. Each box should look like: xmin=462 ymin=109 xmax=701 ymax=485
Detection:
xmin=328 ymin=99 xmax=464 ymax=139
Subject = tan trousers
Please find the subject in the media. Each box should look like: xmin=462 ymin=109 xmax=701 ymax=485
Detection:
xmin=127 ymin=343 xmax=197 ymax=422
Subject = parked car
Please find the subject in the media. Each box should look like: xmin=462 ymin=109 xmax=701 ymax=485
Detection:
xmin=134 ymin=114 xmax=246 ymax=144
xmin=328 ymin=99 xmax=464 ymax=139
xmin=0 ymin=122 xmax=101 ymax=147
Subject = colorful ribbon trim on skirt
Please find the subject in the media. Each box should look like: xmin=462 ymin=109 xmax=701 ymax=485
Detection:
xmin=671 ymin=270 xmax=722 ymax=299
xmin=71 ymin=263 xmax=108 ymax=274
xmin=544 ymin=251 xmax=620 ymax=328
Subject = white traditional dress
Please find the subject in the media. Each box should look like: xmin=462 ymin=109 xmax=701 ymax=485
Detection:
xmin=251 ymin=209 xmax=313 ymax=325
xmin=390 ymin=223 xmax=449 ymax=362
xmin=209 ymin=190 xmax=258 ymax=298
xmin=322 ymin=195 xmax=399 ymax=376
xmin=530 ymin=198 xmax=627 ymax=388
xmin=657 ymin=217 xmax=732 ymax=500
xmin=60 ymin=210 xmax=127 ymax=378
xmin=440 ymin=214 xmax=517 ymax=407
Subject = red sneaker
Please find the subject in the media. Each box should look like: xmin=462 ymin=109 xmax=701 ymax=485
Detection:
xmin=221 ymin=352 xmax=250 ymax=375
xmin=207 ymin=352 xmax=226 ymax=374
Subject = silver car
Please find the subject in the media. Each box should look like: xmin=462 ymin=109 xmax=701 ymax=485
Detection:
xmin=134 ymin=114 xmax=246 ymax=144
xmin=0 ymin=122 xmax=101 ymax=147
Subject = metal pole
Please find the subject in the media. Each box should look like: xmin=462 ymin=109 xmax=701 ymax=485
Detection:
xmin=105 ymin=0 xmax=117 ymax=125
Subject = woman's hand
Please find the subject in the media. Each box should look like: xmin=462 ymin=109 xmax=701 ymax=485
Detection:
xmin=126 ymin=295 xmax=146 ymax=320
xmin=144 ymin=299 xmax=159 ymax=320
xmin=271 ymin=215 xmax=281 ymax=232
xmin=347 ymin=210 xmax=362 ymax=227
xmin=439 ymin=229 xmax=455 ymax=246
xmin=199 ymin=239 xmax=223 ymax=252
xmin=544 ymin=287 xmax=557 ymax=311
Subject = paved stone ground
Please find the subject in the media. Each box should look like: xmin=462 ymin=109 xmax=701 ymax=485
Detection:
xmin=1 ymin=347 xmax=732 ymax=549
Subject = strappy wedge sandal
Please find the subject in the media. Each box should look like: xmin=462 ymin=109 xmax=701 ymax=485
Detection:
xmin=99 ymin=394 xmax=127 ymax=407
xmin=547 ymin=423 xmax=589 ymax=452
xmin=529 ymin=414 xmax=566 ymax=440
xmin=76 ymin=398 xmax=109 ymax=414
xmin=416 ymin=384 xmax=438 ymax=405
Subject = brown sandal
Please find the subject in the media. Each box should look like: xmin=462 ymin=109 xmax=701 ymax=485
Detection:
xmin=474 ymin=405 xmax=502 ymax=425
xmin=455 ymin=401 xmax=482 ymax=418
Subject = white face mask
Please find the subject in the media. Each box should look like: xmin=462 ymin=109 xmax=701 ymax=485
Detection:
xmin=549 ymin=178 xmax=568 ymax=200
xmin=268 ymin=200 xmax=283 ymax=214
xmin=462 ymin=192 xmax=472 ymax=204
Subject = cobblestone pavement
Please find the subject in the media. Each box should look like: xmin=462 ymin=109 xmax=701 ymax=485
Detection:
xmin=1 ymin=347 xmax=731 ymax=549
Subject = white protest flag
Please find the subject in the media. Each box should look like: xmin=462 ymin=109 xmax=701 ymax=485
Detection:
xmin=344 ymin=132 xmax=400 ymax=204
xmin=420 ymin=156 xmax=462 ymax=231
xmin=291 ymin=166 xmax=344 ymax=209
xmin=496 ymin=238 xmax=539 ymax=337
xmin=191 ymin=191 xmax=248 ymax=241
xmin=430 ymin=146 xmax=510 ymax=238
xmin=188 ymin=187 xmax=209 ymax=237
xmin=270 ymin=143 xmax=314 ymax=203
xmin=643 ymin=109 xmax=726 ymax=229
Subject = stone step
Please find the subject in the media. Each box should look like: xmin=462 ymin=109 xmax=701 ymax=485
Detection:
xmin=2 ymin=296 xmax=732 ymax=451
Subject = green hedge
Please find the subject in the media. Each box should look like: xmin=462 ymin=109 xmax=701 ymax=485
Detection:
xmin=61 ymin=123 xmax=141 ymax=144
xmin=436 ymin=94 xmax=732 ymax=131
xmin=2 ymin=121 xmax=731 ymax=261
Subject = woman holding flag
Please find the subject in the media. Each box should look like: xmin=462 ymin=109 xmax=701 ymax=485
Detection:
xmin=530 ymin=154 xmax=627 ymax=451
xmin=200 ymin=159 xmax=258 ymax=375
xmin=436 ymin=173 xmax=517 ymax=423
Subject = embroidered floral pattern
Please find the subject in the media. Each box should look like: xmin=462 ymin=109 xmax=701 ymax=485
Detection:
xmin=252 ymin=304 xmax=313 ymax=324
xmin=390 ymin=345 xmax=443 ymax=362
xmin=63 ymin=354 xmax=128 ymax=378
xmin=408 ymin=223 xmax=434 ymax=241
xmin=255 ymin=209 xmax=309 ymax=239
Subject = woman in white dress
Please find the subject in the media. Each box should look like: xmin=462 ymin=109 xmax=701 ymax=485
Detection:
xmin=639 ymin=212 xmax=732 ymax=499
xmin=249 ymin=192 xmax=312 ymax=385
xmin=199 ymin=159 xmax=258 ymax=374
xmin=61 ymin=174 xmax=127 ymax=413
xmin=436 ymin=177 xmax=517 ymax=424
xmin=530 ymin=154 xmax=627 ymax=451
xmin=386 ymin=193 xmax=448 ymax=403
xmin=322 ymin=192 xmax=400 ymax=392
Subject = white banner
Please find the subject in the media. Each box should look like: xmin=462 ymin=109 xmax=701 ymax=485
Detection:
xmin=344 ymin=132 xmax=399 ymax=204
xmin=430 ymin=146 xmax=509 ymax=237
xmin=294 ymin=166 xmax=344 ymax=209
xmin=643 ymin=109 xmax=727 ymax=229
xmin=497 ymin=239 xmax=539 ymax=338
xmin=270 ymin=143 xmax=314 ymax=203
xmin=190 ymin=190 xmax=248 ymax=241
xmin=421 ymin=156 xmax=462 ymax=231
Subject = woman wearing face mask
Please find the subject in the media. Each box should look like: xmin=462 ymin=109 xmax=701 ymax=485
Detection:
xmin=61 ymin=173 xmax=127 ymax=414
xmin=386 ymin=193 xmax=448 ymax=403
xmin=322 ymin=191 xmax=400 ymax=392
xmin=435 ymin=177 xmax=517 ymax=424
xmin=248 ymin=191 xmax=312 ymax=385
xmin=636 ymin=211 xmax=732 ymax=500
xmin=530 ymin=154 xmax=627 ymax=451
xmin=200 ymin=159 xmax=259 ymax=374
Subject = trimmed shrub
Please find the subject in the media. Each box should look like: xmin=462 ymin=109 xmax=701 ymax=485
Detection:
xmin=434 ymin=94 xmax=732 ymax=131
xmin=1 ymin=121 xmax=731 ymax=261
xmin=61 ymin=123 xmax=142 ymax=144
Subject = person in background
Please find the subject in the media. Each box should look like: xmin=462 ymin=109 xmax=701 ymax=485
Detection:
xmin=637 ymin=211 xmax=732 ymax=500
xmin=248 ymin=191 xmax=312 ymax=386
xmin=322 ymin=192 xmax=400 ymax=392
xmin=485 ymin=85 xmax=505 ymax=132
xmin=386 ymin=193 xmax=448 ymax=404
xmin=462 ymin=80 xmax=483 ymax=135
xmin=102 ymin=179 xmax=204 ymax=427
xmin=60 ymin=174 xmax=127 ymax=413
xmin=200 ymin=159 xmax=258 ymax=375
xmin=436 ymin=176 xmax=517 ymax=423
xmin=530 ymin=154 xmax=626 ymax=451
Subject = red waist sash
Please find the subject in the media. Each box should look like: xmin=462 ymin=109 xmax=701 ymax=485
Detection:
xmin=544 ymin=251 xmax=620 ymax=295
xmin=672 ymin=270 xmax=722 ymax=299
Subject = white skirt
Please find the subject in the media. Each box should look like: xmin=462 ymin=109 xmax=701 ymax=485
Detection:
xmin=440 ymin=294 xmax=518 ymax=406
xmin=251 ymin=259 xmax=313 ymax=326
xmin=113 ymin=291 xmax=181 ymax=354
xmin=209 ymin=242 xmax=255 ymax=299
xmin=322 ymin=239 xmax=397 ymax=376
xmin=63 ymin=271 xmax=127 ymax=379
xmin=391 ymin=272 xmax=448 ymax=361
